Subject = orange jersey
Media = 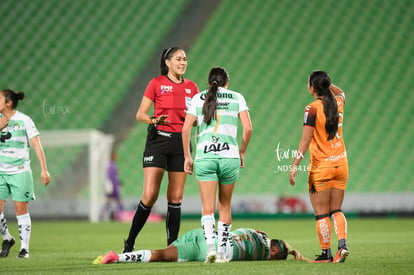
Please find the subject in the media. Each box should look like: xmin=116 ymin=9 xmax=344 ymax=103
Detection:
xmin=303 ymin=96 xmax=347 ymax=169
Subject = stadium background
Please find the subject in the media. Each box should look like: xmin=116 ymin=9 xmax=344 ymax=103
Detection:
xmin=0 ymin=0 xmax=412 ymax=218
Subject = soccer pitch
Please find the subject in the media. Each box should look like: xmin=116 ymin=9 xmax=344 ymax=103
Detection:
xmin=1 ymin=218 xmax=413 ymax=274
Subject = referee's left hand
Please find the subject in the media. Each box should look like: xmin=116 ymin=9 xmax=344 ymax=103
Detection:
xmin=156 ymin=115 xmax=169 ymax=124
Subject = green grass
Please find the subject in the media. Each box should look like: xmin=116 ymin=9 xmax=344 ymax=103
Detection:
xmin=1 ymin=218 xmax=413 ymax=274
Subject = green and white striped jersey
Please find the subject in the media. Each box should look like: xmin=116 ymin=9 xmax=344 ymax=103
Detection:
xmin=0 ymin=111 xmax=39 ymax=174
xmin=187 ymin=87 xmax=249 ymax=159
xmin=227 ymin=228 xmax=271 ymax=261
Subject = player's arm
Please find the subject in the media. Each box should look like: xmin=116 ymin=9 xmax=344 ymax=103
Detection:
xmin=136 ymin=96 xmax=168 ymax=124
xmin=330 ymin=84 xmax=346 ymax=104
xmin=0 ymin=116 xmax=8 ymax=130
xmin=239 ymin=110 xmax=253 ymax=168
xmin=30 ymin=136 xmax=51 ymax=186
xmin=182 ymin=113 xmax=196 ymax=174
xmin=289 ymin=126 xmax=313 ymax=186
xmin=255 ymin=229 xmax=269 ymax=236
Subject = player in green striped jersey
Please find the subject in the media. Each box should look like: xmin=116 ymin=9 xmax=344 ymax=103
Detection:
xmin=0 ymin=89 xmax=51 ymax=258
xmin=182 ymin=67 xmax=253 ymax=262
xmin=93 ymin=227 xmax=308 ymax=264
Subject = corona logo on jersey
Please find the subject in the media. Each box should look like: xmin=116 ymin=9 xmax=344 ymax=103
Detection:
xmin=160 ymin=85 xmax=173 ymax=95
xmin=200 ymin=93 xmax=234 ymax=100
xmin=204 ymin=136 xmax=230 ymax=154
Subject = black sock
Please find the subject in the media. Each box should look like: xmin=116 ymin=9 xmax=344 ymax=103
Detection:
xmin=322 ymin=248 xmax=332 ymax=258
xmin=338 ymin=238 xmax=347 ymax=249
xmin=126 ymin=201 xmax=152 ymax=245
xmin=166 ymin=202 xmax=181 ymax=245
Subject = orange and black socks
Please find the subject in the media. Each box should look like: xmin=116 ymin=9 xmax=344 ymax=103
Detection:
xmin=330 ymin=209 xmax=348 ymax=249
xmin=315 ymin=214 xmax=332 ymax=250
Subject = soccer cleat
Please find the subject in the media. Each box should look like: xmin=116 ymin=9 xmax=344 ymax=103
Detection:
xmin=92 ymin=255 xmax=105 ymax=264
xmin=122 ymin=239 xmax=134 ymax=253
xmin=215 ymin=257 xmax=229 ymax=263
xmin=333 ymin=247 xmax=350 ymax=263
xmin=0 ymin=238 xmax=15 ymax=257
xmin=204 ymin=250 xmax=217 ymax=263
xmin=17 ymin=248 xmax=29 ymax=258
xmin=309 ymin=254 xmax=333 ymax=263
xmin=100 ymin=251 xmax=119 ymax=264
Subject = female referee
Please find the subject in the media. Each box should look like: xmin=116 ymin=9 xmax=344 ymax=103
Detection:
xmin=0 ymin=89 xmax=51 ymax=258
xmin=122 ymin=47 xmax=199 ymax=252
xmin=289 ymin=71 xmax=349 ymax=263
xmin=182 ymin=67 xmax=252 ymax=262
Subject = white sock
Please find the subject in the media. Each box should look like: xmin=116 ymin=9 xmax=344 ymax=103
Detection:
xmin=0 ymin=212 xmax=13 ymax=240
xmin=17 ymin=213 xmax=31 ymax=251
xmin=201 ymin=214 xmax=216 ymax=252
xmin=217 ymin=221 xmax=231 ymax=259
xmin=119 ymin=250 xmax=152 ymax=262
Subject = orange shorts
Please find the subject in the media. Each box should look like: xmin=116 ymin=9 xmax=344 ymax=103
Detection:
xmin=308 ymin=165 xmax=348 ymax=192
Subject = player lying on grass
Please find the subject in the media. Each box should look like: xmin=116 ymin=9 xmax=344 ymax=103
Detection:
xmin=93 ymin=228 xmax=308 ymax=264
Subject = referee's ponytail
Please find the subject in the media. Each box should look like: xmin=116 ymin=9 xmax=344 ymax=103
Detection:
xmin=203 ymin=67 xmax=229 ymax=125
xmin=1 ymin=89 xmax=25 ymax=109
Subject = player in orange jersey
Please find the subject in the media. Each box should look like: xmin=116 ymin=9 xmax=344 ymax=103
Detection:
xmin=289 ymin=71 xmax=349 ymax=263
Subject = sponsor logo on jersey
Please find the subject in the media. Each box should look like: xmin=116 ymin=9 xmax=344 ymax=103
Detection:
xmin=304 ymin=112 xmax=309 ymax=123
xmin=203 ymin=136 xmax=230 ymax=153
xmin=217 ymin=102 xmax=230 ymax=110
xmin=185 ymin=89 xmax=192 ymax=94
xmin=304 ymin=105 xmax=311 ymax=123
xmin=0 ymin=132 xmax=12 ymax=143
xmin=11 ymin=123 xmax=25 ymax=131
xmin=185 ymin=97 xmax=192 ymax=109
xmin=161 ymin=85 xmax=173 ymax=95
xmin=200 ymin=93 xmax=234 ymax=100
xmin=325 ymin=151 xmax=347 ymax=161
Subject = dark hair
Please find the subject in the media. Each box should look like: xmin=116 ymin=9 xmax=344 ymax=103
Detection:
xmin=202 ymin=67 xmax=230 ymax=125
xmin=1 ymin=89 xmax=25 ymax=109
xmin=271 ymin=239 xmax=288 ymax=260
xmin=160 ymin=46 xmax=182 ymax=75
xmin=309 ymin=71 xmax=338 ymax=140
xmin=271 ymin=239 xmax=308 ymax=261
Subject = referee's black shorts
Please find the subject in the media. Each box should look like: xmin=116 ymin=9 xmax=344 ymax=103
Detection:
xmin=143 ymin=129 xmax=188 ymax=172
